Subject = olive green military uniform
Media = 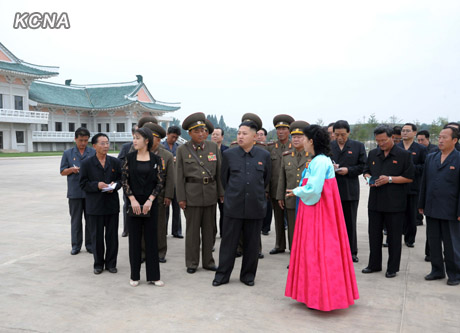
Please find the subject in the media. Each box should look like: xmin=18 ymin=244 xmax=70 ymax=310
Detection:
xmin=176 ymin=113 xmax=224 ymax=270
xmin=268 ymin=114 xmax=294 ymax=253
xmin=155 ymin=146 xmax=174 ymax=260
xmin=276 ymin=149 xmax=310 ymax=249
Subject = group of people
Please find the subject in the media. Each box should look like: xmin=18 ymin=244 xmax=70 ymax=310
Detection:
xmin=59 ymin=112 xmax=460 ymax=312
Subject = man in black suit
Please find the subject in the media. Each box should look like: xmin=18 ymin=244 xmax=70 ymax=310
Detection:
xmin=416 ymin=130 xmax=439 ymax=154
xmin=211 ymin=127 xmax=229 ymax=238
xmin=331 ymin=120 xmax=367 ymax=263
xmin=117 ymin=125 xmax=138 ymax=237
xmin=363 ymin=125 xmax=414 ymax=278
xmin=397 ymin=123 xmax=427 ymax=248
xmin=419 ymin=127 xmax=460 ymax=286
xmin=80 ymin=133 xmax=122 ymax=275
xmin=213 ymin=121 xmax=271 ymax=287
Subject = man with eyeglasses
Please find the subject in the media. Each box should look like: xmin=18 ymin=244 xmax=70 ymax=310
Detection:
xmin=397 ymin=123 xmax=427 ymax=248
xmin=362 ymin=125 xmax=414 ymax=278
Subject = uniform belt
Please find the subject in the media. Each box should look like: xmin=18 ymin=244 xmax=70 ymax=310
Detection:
xmin=185 ymin=176 xmax=215 ymax=185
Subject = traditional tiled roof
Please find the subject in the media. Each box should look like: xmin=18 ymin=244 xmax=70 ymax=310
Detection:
xmin=0 ymin=42 xmax=59 ymax=78
xmin=29 ymin=80 xmax=181 ymax=112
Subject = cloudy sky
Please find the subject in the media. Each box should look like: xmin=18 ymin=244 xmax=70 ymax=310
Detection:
xmin=1 ymin=0 xmax=459 ymax=129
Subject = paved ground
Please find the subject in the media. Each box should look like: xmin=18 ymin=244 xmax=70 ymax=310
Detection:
xmin=0 ymin=156 xmax=459 ymax=333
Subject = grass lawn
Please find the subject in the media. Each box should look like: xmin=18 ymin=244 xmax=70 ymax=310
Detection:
xmin=0 ymin=151 xmax=119 ymax=158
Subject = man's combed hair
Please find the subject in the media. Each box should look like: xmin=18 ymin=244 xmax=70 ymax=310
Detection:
xmin=416 ymin=130 xmax=430 ymax=139
xmin=167 ymin=125 xmax=181 ymax=136
xmin=374 ymin=125 xmax=393 ymax=137
xmin=303 ymin=125 xmax=331 ymax=157
xmin=91 ymin=133 xmax=109 ymax=145
xmin=215 ymin=127 xmax=224 ymax=136
xmin=239 ymin=121 xmax=258 ymax=132
xmin=333 ymin=120 xmax=350 ymax=133
xmin=75 ymin=127 xmax=90 ymax=138
xmin=392 ymin=126 xmax=401 ymax=135
xmin=259 ymin=127 xmax=268 ymax=136
xmin=404 ymin=123 xmax=417 ymax=132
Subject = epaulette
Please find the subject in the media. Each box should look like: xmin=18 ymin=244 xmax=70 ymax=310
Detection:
xmin=266 ymin=141 xmax=276 ymax=146
xmin=282 ymin=150 xmax=292 ymax=156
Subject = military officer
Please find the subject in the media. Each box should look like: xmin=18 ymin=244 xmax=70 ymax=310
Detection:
xmin=204 ymin=119 xmax=214 ymax=141
xmin=276 ymin=120 xmax=310 ymax=251
xmin=143 ymin=122 xmax=175 ymax=263
xmin=268 ymin=114 xmax=295 ymax=255
xmin=176 ymin=112 xmax=224 ymax=273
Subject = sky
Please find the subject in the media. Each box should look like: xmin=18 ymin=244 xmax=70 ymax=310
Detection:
xmin=1 ymin=0 xmax=460 ymax=129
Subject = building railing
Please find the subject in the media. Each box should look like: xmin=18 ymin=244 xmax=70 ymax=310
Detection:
xmin=0 ymin=108 xmax=49 ymax=124
xmin=32 ymin=131 xmax=135 ymax=142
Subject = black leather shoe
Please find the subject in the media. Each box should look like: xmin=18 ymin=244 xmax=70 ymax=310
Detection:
xmin=241 ymin=280 xmax=255 ymax=286
xmin=212 ymin=280 xmax=223 ymax=287
xmin=204 ymin=266 xmax=217 ymax=271
xmin=405 ymin=242 xmax=415 ymax=248
xmin=173 ymin=234 xmax=184 ymax=239
xmin=122 ymin=232 xmax=128 ymax=237
xmin=382 ymin=242 xmax=388 ymax=248
xmin=141 ymin=258 xmax=146 ymax=264
xmin=187 ymin=268 xmax=196 ymax=274
xmin=424 ymin=273 xmax=445 ymax=281
xmin=269 ymin=248 xmax=285 ymax=255
xmin=258 ymin=253 xmax=264 ymax=259
xmin=385 ymin=271 xmax=397 ymax=278
xmin=236 ymin=252 xmax=242 ymax=257
xmin=362 ymin=267 xmax=381 ymax=274
xmin=447 ymin=279 xmax=460 ymax=286
xmin=70 ymin=249 xmax=80 ymax=255
xmin=262 ymin=231 xmax=269 ymax=236
xmin=352 ymin=255 xmax=359 ymax=263
xmin=86 ymin=248 xmax=93 ymax=254
xmin=425 ymin=255 xmax=431 ymax=262
xmin=107 ymin=267 xmax=117 ymax=273
xmin=159 ymin=257 xmax=167 ymax=263
xmin=94 ymin=268 xmax=103 ymax=275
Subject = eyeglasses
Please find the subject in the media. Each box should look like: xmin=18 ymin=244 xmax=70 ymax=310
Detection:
xmin=97 ymin=141 xmax=110 ymax=146
xmin=401 ymin=129 xmax=413 ymax=133
xmin=375 ymin=138 xmax=391 ymax=145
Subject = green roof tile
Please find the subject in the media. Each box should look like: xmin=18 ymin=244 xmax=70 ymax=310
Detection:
xmin=0 ymin=61 xmax=58 ymax=77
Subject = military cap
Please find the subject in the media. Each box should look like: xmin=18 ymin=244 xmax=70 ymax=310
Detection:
xmin=205 ymin=119 xmax=214 ymax=134
xmin=273 ymin=114 xmax=294 ymax=128
xmin=143 ymin=122 xmax=166 ymax=139
xmin=241 ymin=113 xmax=262 ymax=131
xmin=138 ymin=116 xmax=158 ymax=128
xmin=289 ymin=120 xmax=310 ymax=135
xmin=182 ymin=112 xmax=207 ymax=131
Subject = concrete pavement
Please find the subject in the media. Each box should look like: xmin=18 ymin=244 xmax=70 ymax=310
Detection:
xmin=0 ymin=156 xmax=459 ymax=332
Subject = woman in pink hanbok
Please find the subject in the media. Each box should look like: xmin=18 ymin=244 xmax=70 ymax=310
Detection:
xmin=285 ymin=125 xmax=359 ymax=311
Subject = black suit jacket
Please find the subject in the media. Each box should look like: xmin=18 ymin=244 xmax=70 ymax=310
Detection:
xmin=117 ymin=142 xmax=133 ymax=162
xmin=397 ymin=141 xmax=427 ymax=194
xmin=331 ymin=139 xmax=367 ymax=201
xmin=221 ymin=146 xmax=271 ymax=219
xmin=80 ymin=155 xmax=122 ymax=215
xmin=419 ymin=150 xmax=460 ymax=221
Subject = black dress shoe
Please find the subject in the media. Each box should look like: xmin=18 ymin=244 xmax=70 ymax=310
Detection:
xmin=425 ymin=255 xmax=431 ymax=262
xmin=385 ymin=271 xmax=397 ymax=278
xmin=405 ymin=242 xmax=415 ymax=248
xmin=352 ymin=255 xmax=359 ymax=263
xmin=262 ymin=231 xmax=269 ymax=236
xmin=204 ymin=266 xmax=217 ymax=271
xmin=122 ymin=232 xmax=128 ymax=237
xmin=94 ymin=268 xmax=103 ymax=275
xmin=173 ymin=234 xmax=184 ymax=239
xmin=236 ymin=252 xmax=242 ymax=258
xmin=212 ymin=280 xmax=224 ymax=287
xmin=187 ymin=268 xmax=196 ymax=274
xmin=107 ymin=267 xmax=118 ymax=273
xmin=447 ymin=279 xmax=460 ymax=286
xmin=362 ymin=267 xmax=381 ymax=274
xmin=159 ymin=257 xmax=167 ymax=263
xmin=382 ymin=242 xmax=388 ymax=248
xmin=141 ymin=258 xmax=146 ymax=264
xmin=241 ymin=280 xmax=255 ymax=286
xmin=424 ymin=273 xmax=445 ymax=281
xmin=70 ymin=249 xmax=80 ymax=255
xmin=258 ymin=253 xmax=264 ymax=259
xmin=86 ymin=248 xmax=93 ymax=254
xmin=269 ymin=248 xmax=285 ymax=255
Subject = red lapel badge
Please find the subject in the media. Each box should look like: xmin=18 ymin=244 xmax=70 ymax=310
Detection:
xmin=348 ymin=151 xmax=352 ymax=154
xmin=258 ymin=161 xmax=263 ymax=165
xmin=393 ymin=160 xmax=398 ymax=164
xmin=450 ymin=166 xmax=455 ymax=170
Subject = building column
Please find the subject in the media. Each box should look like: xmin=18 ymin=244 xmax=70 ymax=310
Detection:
xmin=26 ymin=124 xmax=33 ymax=152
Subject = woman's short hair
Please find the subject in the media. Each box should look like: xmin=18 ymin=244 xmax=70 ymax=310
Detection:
xmin=135 ymin=127 xmax=154 ymax=151
xmin=303 ymin=125 xmax=331 ymax=157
